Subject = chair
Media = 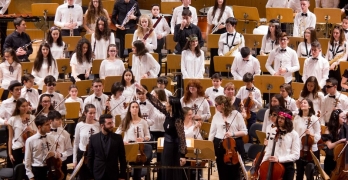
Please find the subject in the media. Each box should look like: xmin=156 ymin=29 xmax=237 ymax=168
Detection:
xmin=201 ymin=122 xmax=211 ymax=140
xmin=298 ymin=57 xmax=306 ymax=76
xmin=340 ymin=61 xmax=348 ymax=78
xmin=244 ymin=123 xmax=262 ymax=157
xmin=166 ymin=54 xmax=181 ymax=74
xmin=0 ymin=163 xmax=26 ymax=180
xmin=127 ymin=52 xmax=159 ymax=67
xmin=256 ymin=130 xmax=266 ymax=145
xmin=56 ymin=58 xmax=71 ymax=81
xmin=65 ymin=102 xmax=80 ymax=124
xmin=165 ymin=34 xmax=176 ymax=52
xmin=21 ymin=62 xmax=34 ymax=75
xmin=256 ymin=55 xmax=270 ymax=74
xmin=62 ymin=36 xmax=82 ymax=51
xmin=256 ymin=108 xmax=268 ymax=122
xmin=92 ymin=59 xmax=103 ymax=75
xmin=125 ymin=34 xmax=133 ymax=49
xmin=104 ymin=76 xmax=122 ymax=93
xmin=292 ymin=82 xmax=304 ymax=99
xmin=76 ymin=80 xmax=93 ymax=97
xmin=213 ymin=56 xmax=234 ymax=74
xmin=318 ymin=38 xmax=329 ymax=56
xmin=115 ymin=115 xmax=122 ymax=127
xmin=208 ymin=107 xmax=215 ymax=123
xmin=42 ymin=82 xmax=72 ymax=97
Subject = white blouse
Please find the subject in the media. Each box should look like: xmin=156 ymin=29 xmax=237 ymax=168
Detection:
xmin=131 ymin=53 xmax=160 ymax=82
xmin=50 ymin=42 xmax=65 ymax=59
xmin=325 ymin=41 xmax=348 ymax=64
xmin=184 ymin=121 xmax=203 ymax=140
xmin=99 ymin=59 xmax=125 ymax=79
xmin=70 ymin=53 xmax=93 ymax=77
xmin=181 ymin=50 xmax=205 ymax=79
xmin=298 ymin=92 xmax=324 ymax=115
xmin=180 ymin=96 xmax=211 ymax=121
xmin=132 ymin=30 xmax=157 ymax=53
xmin=260 ymin=35 xmax=279 ymax=54
xmin=91 ymin=32 xmax=115 ymax=59
xmin=207 ymin=6 xmax=234 ymax=25
xmin=8 ymin=115 xmax=37 ymax=150
xmin=293 ymin=115 xmax=321 ymax=151
xmin=297 ymin=42 xmax=312 ymax=58
xmin=31 ymin=58 xmax=59 ymax=90
xmin=122 ymin=119 xmax=151 ymax=142
xmin=123 ymin=84 xmax=136 ymax=102
xmin=0 ymin=61 xmax=21 ymax=89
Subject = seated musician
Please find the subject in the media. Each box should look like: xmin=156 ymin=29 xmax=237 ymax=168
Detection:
xmin=3 ymin=17 xmax=32 ymax=62
xmin=47 ymin=27 xmax=66 ymax=59
xmin=21 ymin=74 xmax=39 ymax=112
xmin=260 ymin=19 xmax=281 ymax=56
xmin=181 ymin=34 xmax=205 ymax=79
xmin=315 ymin=0 xmax=339 ymax=8
xmin=217 ymin=17 xmax=245 ymax=57
xmin=280 ymin=83 xmax=298 ymax=115
xmin=170 ymin=0 xmax=198 ymax=34
xmin=342 ymin=16 xmax=348 ymax=41
xmin=83 ymin=0 xmax=111 ymax=35
xmin=99 ymin=44 xmax=125 ymax=79
xmin=205 ymin=73 xmax=224 ymax=106
xmin=35 ymin=94 xmax=54 ymax=117
xmin=265 ymin=32 xmax=300 ymax=84
xmin=297 ymin=27 xmax=317 ymax=58
xmin=293 ymin=98 xmax=321 ymax=180
xmin=39 ymin=75 xmax=66 ymax=116
xmin=150 ymin=76 xmax=173 ymax=99
xmin=109 ymin=82 xmax=127 ymax=120
xmin=70 ymin=38 xmax=93 ymax=83
xmin=208 ymin=95 xmax=247 ymax=180
xmin=132 ymin=15 xmax=157 ymax=53
xmin=297 ymin=77 xmax=324 ymax=117
xmin=264 ymin=106 xmax=281 ymax=138
xmin=83 ymin=78 xmax=109 ymax=120
xmin=0 ymin=80 xmax=22 ymax=124
xmin=292 ymin=0 xmax=316 ymax=37
xmin=262 ymin=94 xmax=286 ymax=133
xmin=54 ymin=0 xmax=83 ymax=36
xmin=260 ymin=109 xmax=300 ymax=180
xmin=231 ymin=47 xmax=261 ymax=80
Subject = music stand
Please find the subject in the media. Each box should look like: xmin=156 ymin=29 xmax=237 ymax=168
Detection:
xmin=244 ymin=34 xmax=263 ymax=56
xmin=31 ymin=3 xmax=59 ymax=39
xmin=91 ymin=59 xmax=103 ymax=76
xmin=76 ymin=80 xmax=93 ymax=97
xmin=266 ymin=8 xmax=294 ymax=32
xmin=157 ymin=137 xmax=195 ymax=153
xmin=21 ymin=62 xmax=34 ymax=75
xmin=310 ymin=150 xmax=330 ymax=180
xmin=124 ymin=143 xmax=140 ymax=179
xmin=314 ymin=8 xmax=341 ymax=38
xmin=232 ymin=6 xmax=260 ymax=34
xmin=206 ymin=34 xmax=220 ymax=49
xmin=62 ymin=36 xmax=82 ymax=52
xmin=56 ymin=58 xmax=71 ymax=82
xmin=255 ymin=130 xmax=266 ymax=145
xmin=160 ymin=2 xmax=183 ymax=15
xmin=288 ymin=37 xmax=303 ymax=50
xmin=104 ymin=76 xmax=122 ymax=93
xmin=253 ymin=75 xmax=285 ymax=105
xmin=213 ymin=56 xmax=234 ymax=78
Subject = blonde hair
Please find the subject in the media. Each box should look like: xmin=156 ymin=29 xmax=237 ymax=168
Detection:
xmin=136 ymin=15 xmax=154 ymax=39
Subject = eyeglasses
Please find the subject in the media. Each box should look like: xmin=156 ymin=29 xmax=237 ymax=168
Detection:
xmin=47 ymin=83 xmax=56 ymax=87
xmin=270 ymin=113 xmax=278 ymax=117
xmin=280 ymin=38 xmax=288 ymax=41
xmin=325 ymin=85 xmax=334 ymax=88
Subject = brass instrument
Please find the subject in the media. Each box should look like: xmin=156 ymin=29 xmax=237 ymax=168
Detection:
xmin=298 ymin=16 xmax=306 ymax=37
xmin=69 ymin=14 xmax=73 ymax=36
xmin=211 ymin=22 xmax=223 ymax=34
xmin=224 ymin=36 xmax=243 ymax=56
xmin=121 ymin=3 xmax=137 ymax=28
xmin=329 ymin=45 xmax=346 ymax=71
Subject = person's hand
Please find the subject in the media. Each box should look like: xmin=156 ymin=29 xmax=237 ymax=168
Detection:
xmin=268 ymin=156 xmax=279 ymax=162
xmin=180 ymin=158 xmax=186 ymax=166
xmin=278 ymin=68 xmax=287 ymax=74
xmin=225 ymin=132 xmax=232 ymax=138
xmin=273 ymin=72 xmax=280 ymax=76
xmin=141 ymin=73 xmax=148 ymax=79
xmin=180 ymin=19 xmax=187 ymax=29
xmin=157 ymin=34 xmax=162 ymax=39
xmin=330 ymin=63 xmax=336 ymax=70
xmin=75 ymin=77 xmax=81 ymax=82
xmin=16 ymin=48 xmax=26 ymax=56
xmin=305 ymin=129 xmax=311 ymax=135
xmin=55 ymin=152 xmax=61 ymax=159
xmin=218 ymin=23 xmax=225 ymax=29
xmin=72 ymin=163 xmax=77 ymax=169
xmin=136 ymin=137 xmax=144 ymax=142
xmin=296 ymin=99 xmax=301 ymax=109
xmin=30 ymin=178 xmax=35 ymax=180
xmin=129 ymin=14 xmax=136 ymax=20
xmin=260 ymin=52 xmax=265 ymax=56
xmin=193 ymin=114 xmax=201 ymax=120
xmin=116 ymin=24 xmax=125 ymax=30
xmin=85 ymin=72 xmax=90 ymax=79
xmin=9 ymin=154 xmax=15 ymax=163
xmin=338 ymin=138 xmax=347 ymax=143
xmin=264 ymin=139 xmax=268 ymax=146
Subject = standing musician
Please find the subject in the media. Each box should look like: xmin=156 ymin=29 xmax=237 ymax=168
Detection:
xmin=40 ymin=76 xmax=66 ymax=115
xmin=0 ymin=80 xmax=22 ymax=124
xmin=265 ymin=32 xmax=300 ymax=84
xmin=292 ymin=0 xmax=316 ymax=37
xmin=3 ymin=18 xmax=32 ymax=62
xmin=170 ymin=0 xmax=198 ymax=34
xmin=132 ymin=14 xmax=157 ymax=53
xmin=87 ymin=114 xmax=127 ymax=180
xmin=72 ymin=104 xmax=100 ymax=180
xmin=7 ymin=98 xmax=37 ymax=168
xmin=47 ymin=110 xmax=73 ymax=180
xmin=70 ymin=38 xmax=93 ymax=83
xmin=35 ymin=94 xmax=54 ymax=117
xmin=91 ymin=17 xmax=115 ymax=59
xmin=112 ymin=0 xmax=141 ymax=58
xmin=121 ymin=69 xmax=137 ymax=102
xmin=65 ymin=85 xmax=83 ymax=140
xmin=293 ymin=98 xmax=321 ymax=180
xmin=181 ymin=34 xmax=205 ymax=79
xmin=260 ymin=19 xmax=281 ymax=56
xmin=231 ymin=47 xmax=261 ymax=80
xmin=83 ymin=78 xmax=109 ymax=120
xmin=208 ymin=95 xmax=247 ymax=180
xmin=260 ymin=109 xmax=300 ymax=180
xmin=54 ymin=0 xmax=83 ymax=36
xmin=217 ymin=17 xmax=245 ymax=57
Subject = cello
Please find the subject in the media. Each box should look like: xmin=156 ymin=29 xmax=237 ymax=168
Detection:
xmin=331 ymin=142 xmax=348 ymax=180
xmin=259 ymin=129 xmax=285 ymax=180
xmin=299 ymin=118 xmax=315 ymax=162
xmin=135 ymin=126 xmax=147 ymax=164
xmin=20 ymin=113 xmax=35 ymax=153
xmin=249 ymin=132 xmax=271 ymax=180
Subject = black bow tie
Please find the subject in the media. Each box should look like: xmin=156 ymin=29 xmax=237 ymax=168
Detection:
xmin=13 ymin=100 xmax=17 ymax=103
xmin=183 ymin=7 xmax=189 ymax=10
xmin=49 ymin=94 xmax=54 ymax=97
xmin=280 ymin=49 xmax=287 ymax=52
xmin=95 ymin=97 xmax=101 ymax=101
xmin=68 ymin=5 xmax=74 ymax=8
xmin=27 ymin=89 xmax=32 ymax=92
xmin=39 ymin=135 xmax=47 ymax=139
xmin=246 ymin=87 xmax=254 ymax=91
xmin=227 ymin=33 xmax=233 ymax=36
xmin=301 ymin=13 xmax=307 ymax=17
xmin=213 ymin=89 xmax=218 ymax=92
xmin=152 ymin=16 xmax=159 ymax=19
xmin=329 ymin=95 xmax=336 ymax=99
xmin=345 ymin=29 xmax=348 ymax=33
xmin=139 ymin=102 xmax=146 ymax=105
xmin=312 ymin=57 xmax=318 ymax=60
xmin=50 ymin=129 xmax=57 ymax=132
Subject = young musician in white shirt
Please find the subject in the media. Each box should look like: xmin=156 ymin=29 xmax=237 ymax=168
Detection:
xmin=46 ymin=27 xmax=66 ymax=59
xmin=315 ymin=0 xmax=339 ymax=8
xmin=150 ymin=76 xmax=173 ymax=99
xmin=99 ymin=44 xmax=125 ymax=79
xmin=183 ymin=107 xmax=202 ymax=140
xmin=91 ymin=16 xmax=115 ymax=59
xmin=297 ymin=27 xmax=318 ymax=58
xmin=205 ymin=73 xmax=224 ymax=106
xmin=262 ymin=94 xmax=286 ymax=133
xmin=181 ymin=34 xmax=205 ymax=79
xmin=121 ymin=69 xmax=137 ymax=103
xmin=297 ymin=76 xmax=324 ymax=117
xmin=265 ymin=32 xmax=300 ymax=84
xmin=109 ymin=82 xmax=127 ymax=120
xmin=54 ymin=0 xmax=83 ymax=36
xmin=231 ymin=47 xmax=261 ymax=80
xmin=133 ymin=14 xmax=157 ymax=53
xmin=20 ymin=74 xmax=39 ymax=112
xmin=280 ymin=83 xmax=298 ymax=115
xmin=293 ymin=0 xmax=316 ymax=37
xmin=218 ymin=17 xmax=245 ymax=56
xmin=260 ymin=19 xmax=281 ymax=55
xmin=70 ymin=38 xmax=93 ymax=83
xmin=0 ymin=80 xmax=22 ymax=124
xmin=83 ymin=78 xmax=109 ymax=120
xmin=35 ymin=94 xmax=54 ymax=117
xmin=40 ymin=75 xmax=66 ymax=116
xmin=170 ymin=0 xmax=198 ymax=34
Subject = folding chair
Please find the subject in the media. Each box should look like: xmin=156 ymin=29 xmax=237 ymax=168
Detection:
xmin=166 ymin=54 xmax=181 ymax=75
xmin=208 ymin=106 xmax=215 ymax=123
xmin=318 ymin=38 xmax=329 ymax=56
xmin=160 ymin=2 xmax=182 ymax=14
xmin=288 ymin=37 xmax=302 ymax=50
xmin=206 ymin=34 xmax=220 ymax=49
xmin=84 ymin=33 xmax=92 ymax=42
xmin=115 ymin=115 xmax=122 ymax=127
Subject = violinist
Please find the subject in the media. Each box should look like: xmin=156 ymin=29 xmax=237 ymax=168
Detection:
xmin=20 ymin=74 xmax=39 ymax=113
xmin=35 ymin=94 xmax=54 ymax=117
xmin=0 ymin=80 xmax=22 ymax=124
xmin=47 ymin=110 xmax=73 ymax=180
xmin=261 ymin=109 xmax=300 ymax=180
xmin=280 ymin=83 xmax=298 ymax=116
xmin=109 ymin=82 xmax=127 ymax=119
xmin=40 ymin=75 xmax=66 ymax=115
xmin=208 ymin=95 xmax=247 ymax=180
xmin=262 ymin=94 xmax=286 ymax=133
xmin=321 ymin=109 xmax=347 ymax=175
xmin=293 ymin=98 xmax=321 ymax=180
xmin=7 ymin=98 xmax=37 ymax=168
xmin=83 ymin=78 xmax=109 ymax=120
xmin=236 ymin=73 xmax=262 ymax=142
xmin=72 ymin=104 xmax=100 ymax=180
xmin=205 ymin=73 xmax=224 ymax=107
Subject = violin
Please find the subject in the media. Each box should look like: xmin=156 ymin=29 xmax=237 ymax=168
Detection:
xmin=222 ymin=121 xmax=238 ymax=165
xmin=135 ymin=126 xmax=147 ymax=164
xmin=83 ymin=128 xmax=95 ymax=165
xmin=331 ymin=142 xmax=348 ymax=180
xmin=104 ymin=96 xmax=111 ymax=114
xmin=21 ymin=115 xmax=35 ymax=153
xmin=300 ymin=118 xmax=315 ymax=161
xmin=46 ymin=141 xmax=64 ymax=180
xmin=249 ymin=132 xmax=271 ymax=180
xmin=242 ymin=87 xmax=255 ymax=120
xmin=259 ymin=129 xmax=285 ymax=180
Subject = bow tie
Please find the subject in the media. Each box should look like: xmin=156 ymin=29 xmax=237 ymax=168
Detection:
xmin=152 ymin=16 xmax=159 ymax=19
xmin=279 ymin=130 xmax=287 ymax=135
xmin=329 ymin=95 xmax=336 ymax=99
xmin=312 ymin=57 xmax=318 ymax=60
xmin=13 ymin=100 xmax=17 ymax=103
xmin=183 ymin=7 xmax=189 ymax=10
xmin=227 ymin=33 xmax=233 ymax=36
xmin=246 ymin=87 xmax=254 ymax=91
xmin=301 ymin=13 xmax=307 ymax=17
xmin=139 ymin=102 xmax=146 ymax=105
xmin=27 ymin=89 xmax=32 ymax=92
xmin=39 ymin=135 xmax=47 ymax=139
xmin=213 ymin=89 xmax=218 ymax=92
xmin=50 ymin=129 xmax=57 ymax=132
xmin=48 ymin=94 xmax=54 ymax=97
xmin=68 ymin=5 xmax=74 ymax=8
xmin=95 ymin=97 xmax=101 ymax=101
xmin=345 ymin=29 xmax=348 ymax=33
xmin=280 ymin=49 xmax=286 ymax=52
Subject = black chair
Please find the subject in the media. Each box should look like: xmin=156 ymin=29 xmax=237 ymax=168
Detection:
xmin=256 ymin=108 xmax=268 ymax=122
xmin=244 ymin=123 xmax=263 ymax=159
xmin=0 ymin=163 xmax=26 ymax=180
xmin=245 ymin=144 xmax=264 ymax=171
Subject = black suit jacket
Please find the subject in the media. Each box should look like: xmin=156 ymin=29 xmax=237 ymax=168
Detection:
xmin=87 ymin=132 xmax=127 ymax=180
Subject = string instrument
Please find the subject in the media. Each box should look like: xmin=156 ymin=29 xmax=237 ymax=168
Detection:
xmin=135 ymin=126 xmax=147 ymax=164
xmin=259 ymin=129 xmax=285 ymax=180
xmin=21 ymin=114 xmax=35 ymax=153
xmin=243 ymin=87 xmax=255 ymax=120
xmin=331 ymin=142 xmax=348 ymax=180
xmin=300 ymin=118 xmax=315 ymax=162
xmin=103 ymin=96 xmax=111 ymax=114
xmin=54 ymin=94 xmax=70 ymax=110
xmin=83 ymin=128 xmax=95 ymax=165
xmin=222 ymin=121 xmax=238 ymax=165
xmin=249 ymin=132 xmax=271 ymax=180
xmin=192 ymin=97 xmax=207 ymax=121
xmin=106 ymin=97 xmax=127 ymax=114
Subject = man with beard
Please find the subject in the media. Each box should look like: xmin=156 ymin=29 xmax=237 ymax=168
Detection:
xmin=87 ymin=114 xmax=127 ymax=180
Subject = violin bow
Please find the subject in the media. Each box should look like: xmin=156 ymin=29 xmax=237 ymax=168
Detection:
xmin=107 ymin=97 xmax=127 ymax=114
xmin=42 ymin=124 xmax=68 ymax=163
xmin=218 ymin=112 xmax=239 ymax=147
xmin=54 ymin=94 xmax=70 ymax=110
xmin=298 ymin=111 xmax=328 ymax=138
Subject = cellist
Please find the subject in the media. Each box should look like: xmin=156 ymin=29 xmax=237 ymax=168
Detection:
xmin=208 ymin=95 xmax=247 ymax=180
xmin=260 ymin=109 xmax=300 ymax=180
xmin=293 ymin=98 xmax=321 ymax=180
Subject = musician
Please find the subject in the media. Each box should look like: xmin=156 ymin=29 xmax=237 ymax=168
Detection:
xmin=223 ymin=82 xmax=242 ymax=110
xmin=54 ymin=0 xmax=83 ymax=36
xmin=170 ymin=0 xmax=198 ymax=34
xmin=35 ymin=94 xmax=54 ymax=117
xmin=340 ymin=66 xmax=348 ymax=90
xmin=109 ymin=82 xmax=127 ymax=119
xmin=260 ymin=19 xmax=281 ymax=55
xmin=266 ymin=0 xmax=289 ymax=8
xmin=47 ymin=110 xmax=73 ymax=180
xmin=91 ymin=16 xmax=115 ymax=59
xmin=31 ymin=43 xmax=59 ymax=93
xmin=112 ymin=0 xmax=141 ymax=58
xmin=40 ymin=75 xmax=66 ymax=116
xmin=341 ymin=16 xmax=348 ymax=41
xmin=265 ymin=32 xmax=300 ymax=84
xmin=205 ymin=73 xmax=224 ymax=106
xmin=181 ymin=34 xmax=205 ymax=79
xmin=151 ymin=4 xmax=170 ymax=75
xmin=24 ymin=115 xmax=58 ymax=180
xmin=280 ymin=83 xmax=298 ymax=115
xmin=293 ymin=0 xmax=316 ymax=37
xmin=47 ymin=26 xmax=66 ymax=59
xmin=133 ymin=14 xmax=157 ymax=53
xmin=150 ymin=76 xmax=173 ymax=99
xmin=293 ymin=98 xmax=321 ymax=180
xmin=321 ymin=109 xmax=348 ymax=175
xmin=7 ymin=98 xmax=37 ymax=168
xmin=326 ymin=25 xmax=348 ymax=91
xmin=65 ymin=85 xmax=83 ymax=141
xmin=72 ymin=104 xmax=100 ymax=180
xmin=320 ymin=78 xmax=348 ymax=125
xmin=83 ymin=0 xmax=111 ymax=34
xmin=261 ymin=109 xmax=300 ymax=180
xmin=173 ymin=9 xmax=204 ymax=54
xmin=217 ymin=17 xmax=245 ymax=56
xmin=0 ymin=0 xmax=11 ymax=53
xmin=20 ymin=74 xmax=39 ymax=112
xmin=297 ymin=77 xmax=324 ymax=117
xmin=262 ymin=94 xmax=286 ymax=133
xmin=3 ymin=18 xmax=32 ymax=62
xmin=131 ymin=40 xmax=160 ymax=82
xmin=99 ymin=44 xmax=125 ymax=79
xmin=183 ymin=107 xmax=202 ymax=139
xmin=87 ymin=114 xmax=127 ymax=180
xmin=83 ymin=78 xmax=109 ymax=120
xmin=70 ymin=38 xmax=92 ymax=83
xmin=208 ymin=95 xmax=247 ymax=180
xmin=121 ymin=69 xmax=137 ymax=101
xmin=231 ymin=47 xmax=261 ymax=80
xmin=0 ymin=48 xmax=22 ymax=101
xmin=264 ymin=106 xmax=281 ymax=137
xmin=0 ymin=80 xmax=22 ymax=124
xmin=180 ymin=80 xmax=211 ymax=122
xmin=315 ymin=0 xmax=339 ymax=8
xmin=297 ymin=27 xmax=317 ymax=58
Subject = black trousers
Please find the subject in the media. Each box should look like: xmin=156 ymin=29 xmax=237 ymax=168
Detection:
xmin=7 ymin=148 xmax=24 ymax=168
xmin=115 ymin=28 xmax=136 ymax=58
xmin=324 ymin=154 xmax=335 ymax=176
xmin=155 ymin=38 xmax=165 ymax=76
xmin=247 ymin=111 xmax=257 ymax=143
xmin=31 ymin=166 xmax=48 ymax=180
xmin=76 ymin=148 xmax=93 ymax=179
xmin=281 ymin=162 xmax=295 ymax=180
xmin=61 ymin=29 xmax=80 ymax=36
xmin=0 ymin=8 xmax=8 ymax=55
xmin=70 ymin=74 xmax=88 ymax=84
xmin=295 ymin=150 xmax=320 ymax=180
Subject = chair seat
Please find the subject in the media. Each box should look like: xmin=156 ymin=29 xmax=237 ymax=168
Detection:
xmin=0 ymin=168 xmax=13 ymax=178
xmin=244 ymin=143 xmax=253 ymax=155
xmin=0 ymin=149 xmax=7 ymax=158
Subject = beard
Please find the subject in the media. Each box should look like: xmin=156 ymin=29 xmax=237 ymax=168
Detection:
xmin=103 ymin=126 xmax=113 ymax=134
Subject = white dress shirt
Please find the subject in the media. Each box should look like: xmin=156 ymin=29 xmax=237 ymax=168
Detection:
xmin=293 ymin=11 xmax=316 ymax=37
xmin=91 ymin=33 xmax=116 ymax=59
xmin=40 ymin=91 xmax=66 ymax=115
xmin=293 ymin=115 xmax=321 ymax=151
xmin=99 ymin=59 xmax=125 ymax=79
xmin=123 ymin=84 xmax=136 ymax=102
xmin=8 ymin=115 xmax=37 ymax=150
xmin=122 ymin=119 xmax=151 ymax=142
xmin=20 ymin=86 xmax=39 ymax=111
xmin=151 ymin=15 xmax=170 ymax=38
xmin=265 ymin=47 xmax=300 ymax=83
xmin=138 ymin=99 xmax=166 ymax=130
xmin=31 ymin=59 xmax=59 ymax=90
xmin=110 ymin=95 xmax=127 ymax=119
xmin=47 ymin=127 xmax=73 ymax=161
xmin=73 ymin=121 xmax=100 ymax=164
xmin=132 ymin=30 xmax=157 ymax=53
xmin=266 ymin=0 xmax=289 ymax=8
xmin=184 ymin=121 xmax=203 ymax=140
xmin=180 ymin=96 xmax=211 ymax=121
xmin=131 ymin=53 xmax=160 ymax=82
xmin=320 ymin=91 xmax=348 ymax=124
xmin=65 ymin=97 xmax=83 ymax=116
xmin=298 ymin=92 xmax=324 ymax=115
xmin=208 ymin=110 xmax=248 ymax=141
xmin=0 ymin=96 xmax=16 ymax=121
xmin=181 ymin=49 xmax=205 ymax=79
xmin=231 ymin=53 xmax=261 ymax=80
xmin=218 ymin=31 xmax=245 ymax=56
xmin=315 ymin=0 xmax=339 ymax=8
xmin=325 ymin=41 xmax=348 ymax=64
xmin=205 ymin=86 xmax=224 ymax=106
xmin=297 ymin=42 xmax=312 ymax=58
xmin=170 ymin=5 xmax=198 ymax=34
xmin=236 ymin=86 xmax=263 ymax=112
xmin=284 ymin=96 xmax=298 ymax=115
xmin=262 ymin=109 xmax=271 ymax=133
xmin=70 ymin=53 xmax=93 ymax=78
xmin=50 ymin=42 xmax=65 ymax=60
xmin=0 ymin=0 xmax=11 ymax=15
xmin=302 ymin=56 xmax=330 ymax=88
xmin=260 ymin=35 xmax=279 ymax=54
xmin=54 ymin=3 xmax=83 ymax=30
xmin=83 ymin=93 xmax=109 ymax=120
xmin=288 ymin=0 xmax=302 ymax=12
xmin=0 ymin=61 xmax=21 ymax=89
xmin=207 ymin=6 xmax=234 ymax=26
xmin=64 ymin=0 xmax=82 ymax=6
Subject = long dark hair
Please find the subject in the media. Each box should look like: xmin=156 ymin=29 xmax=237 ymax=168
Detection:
xmin=94 ymin=16 xmax=111 ymax=41
xmin=121 ymin=69 xmax=135 ymax=86
xmin=182 ymin=34 xmax=201 ymax=57
xmin=298 ymin=98 xmax=316 ymax=117
xmin=266 ymin=19 xmax=281 ymax=45
xmin=35 ymin=94 xmax=54 ymax=116
xmin=12 ymin=98 xmax=28 ymax=116
xmin=133 ymin=40 xmax=148 ymax=56
xmin=211 ymin=0 xmax=226 ymax=23
xmin=33 ymin=43 xmax=55 ymax=72
xmin=46 ymin=26 xmax=64 ymax=47
xmin=303 ymin=27 xmax=317 ymax=43
xmin=122 ymin=101 xmax=142 ymax=131
xmin=328 ymin=109 xmax=344 ymax=141
xmin=75 ymin=38 xmax=92 ymax=64
xmin=79 ymin=104 xmax=96 ymax=123
xmin=301 ymin=76 xmax=321 ymax=99
xmin=272 ymin=94 xmax=286 ymax=109
xmin=275 ymin=109 xmax=293 ymax=132
xmin=3 ymin=48 xmax=20 ymax=64
xmin=168 ymin=96 xmax=184 ymax=120
xmin=215 ymin=95 xmax=234 ymax=116
xmin=85 ymin=0 xmax=107 ymax=24
xmin=330 ymin=25 xmax=345 ymax=46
